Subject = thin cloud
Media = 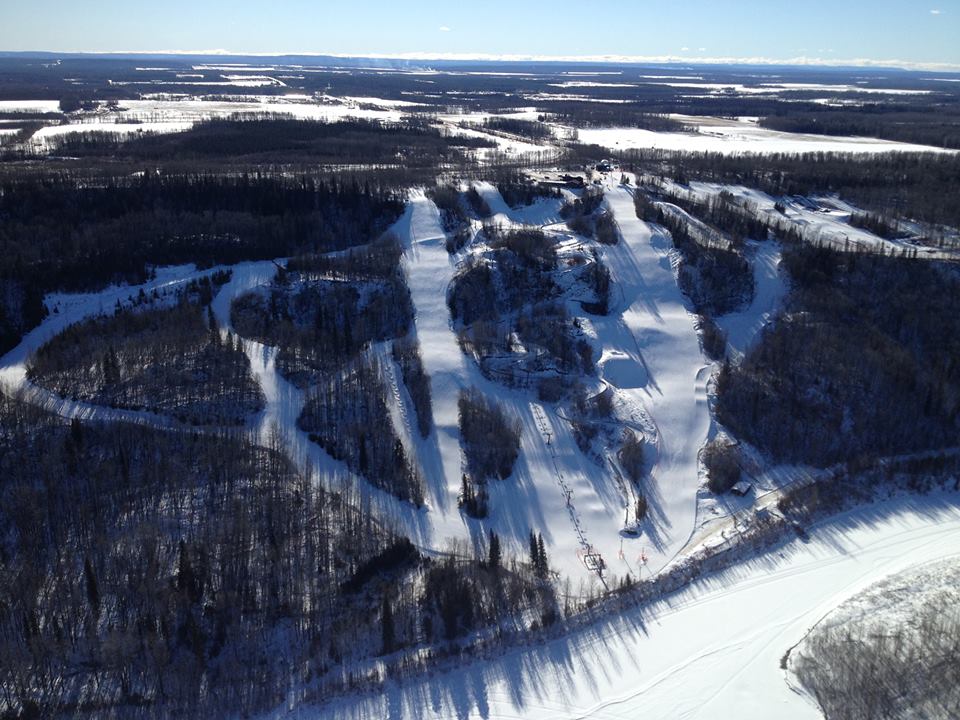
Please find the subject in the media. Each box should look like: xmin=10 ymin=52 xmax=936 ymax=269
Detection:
xmin=51 ymin=50 xmax=960 ymax=73
xmin=930 ymin=9 xmax=943 ymax=14
xmin=439 ymin=26 xmax=451 ymax=32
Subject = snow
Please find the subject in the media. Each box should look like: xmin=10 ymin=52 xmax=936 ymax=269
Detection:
xmin=597 ymin=181 xmax=712 ymax=571
xmin=2 ymin=176 xmax=957 ymax=718
xmin=440 ymin=122 xmax=549 ymax=159
xmin=394 ymin=190 xmax=631 ymax=584
xmin=340 ymin=96 xmax=428 ymax=108
xmin=31 ymin=121 xmax=194 ymax=142
xmin=576 ymin=115 xmax=956 ymax=155
xmin=13 ymin=95 xmax=416 ymax=152
xmin=715 ymin=240 xmax=788 ymax=360
xmin=548 ymin=82 xmax=639 ymax=89
xmin=688 ymin=181 xmax=960 ymax=258
xmin=644 ymin=81 xmax=933 ymax=96
xmin=0 ymin=100 xmax=60 ymax=113
xmin=283 ymin=490 xmax=960 ymax=720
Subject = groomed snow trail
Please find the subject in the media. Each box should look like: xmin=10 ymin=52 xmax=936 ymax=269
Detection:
xmin=716 ymin=240 xmax=787 ymax=360
xmin=601 ymin=182 xmax=713 ymax=572
xmin=291 ymin=492 xmax=960 ymax=720
xmin=0 ymin=264 xmax=228 ymax=426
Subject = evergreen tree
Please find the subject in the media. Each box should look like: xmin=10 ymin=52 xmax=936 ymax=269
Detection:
xmin=177 ymin=541 xmax=202 ymax=604
xmin=488 ymin=529 xmax=501 ymax=570
xmin=207 ymin=303 xmax=219 ymax=345
xmin=529 ymin=530 xmax=539 ymax=571
xmin=537 ymin=533 xmax=548 ymax=578
xmin=70 ymin=417 xmax=83 ymax=446
xmin=380 ymin=594 xmax=395 ymax=655
xmin=83 ymin=556 xmax=100 ymax=617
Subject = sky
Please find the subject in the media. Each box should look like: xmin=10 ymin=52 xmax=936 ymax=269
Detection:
xmin=2 ymin=0 xmax=959 ymax=70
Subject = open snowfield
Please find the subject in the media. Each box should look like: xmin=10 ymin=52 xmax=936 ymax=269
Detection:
xmin=577 ymin=115 xmax=957 ymax=155
xmin=31 ymin=120 xmax=195 ymax=142
xmin=0 ymin=99 xmax=61 ymax=113
xmin=281 ymin=490 xmax=960 ymax=720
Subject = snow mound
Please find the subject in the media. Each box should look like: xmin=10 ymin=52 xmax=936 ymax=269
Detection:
xmin=599 ymin=351 xmax=648 ymax=389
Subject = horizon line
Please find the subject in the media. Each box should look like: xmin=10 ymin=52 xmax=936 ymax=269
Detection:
xmin=3 ymin=49 xmax=960 ymax=73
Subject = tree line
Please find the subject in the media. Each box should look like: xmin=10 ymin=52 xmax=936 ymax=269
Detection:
xmin=0 ymin=170 xmax=406 ymax=354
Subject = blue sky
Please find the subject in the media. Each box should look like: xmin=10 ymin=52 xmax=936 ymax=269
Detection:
xmin=2 ymin=1 xmax=959 ymax=69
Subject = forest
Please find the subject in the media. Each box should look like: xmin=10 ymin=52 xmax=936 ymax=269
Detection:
xmin=790 ymin=560 xmax=960 ymax=720
xmin=28 ymin=292 xmax=263 ymax=426
xmin=620 ymin=149 xmax=960 ymax=230
xmin=231 ymin=237 xmax=414 ymax=388
xmin=427 ymin=182 xmax=472 ymax=253
xmin=449 ymin=227 xmax=595 ymax=392
xmin=758 ymin=108 xmax=960 ymax=150
xmin=231 ymin=235 xmax=427 ymax=503
xmin=26 ymin=116 xmax=495 ymax=165
xmin=718 ymin=244 xmax=960 ymax=467
xmin=0 ymin=170 xmax=405 ymax=354
xmin=0 ymin=392 xmax=401 ymax=718
xmin=298 ymin=355 xmax=425 ymax=505
xmin=635 ymin=190 xmax=755 ymax=318
xmin=0 ymin=390 xmax=560 ymax=718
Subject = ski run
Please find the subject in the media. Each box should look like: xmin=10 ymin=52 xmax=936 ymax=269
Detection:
xmin=0 ymin=174 xmax=957 ymax=720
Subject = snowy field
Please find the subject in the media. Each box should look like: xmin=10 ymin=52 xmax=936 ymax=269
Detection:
xmin=283 ymin=491 xmax=960 ymax=720
xmin=577 ymin=115 xmax=957 ymax=155
xmin=5 ymin=89 xmax=956 ymax=161
xmin=31 ymin=120 xmax=195 ymax=142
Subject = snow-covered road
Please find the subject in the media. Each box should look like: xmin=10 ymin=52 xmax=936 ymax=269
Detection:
xmin=296 ymin=491 xmax=960 ymax=720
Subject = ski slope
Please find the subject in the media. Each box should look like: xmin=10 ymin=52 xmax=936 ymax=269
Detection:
xmin=0 ymin=183 xmax=758 ymax=588
xmin=716 ymin=240 xmax=788 ymax=360
xmin=599 ymin=182 xmax=712 ymax=572
xmin=289 ymin=491 xmax=960 ymax=720
xmin=394 ymin=191 xmax=629 ymax=583
xmin=665 ymin=180 xmax=959 ymax=260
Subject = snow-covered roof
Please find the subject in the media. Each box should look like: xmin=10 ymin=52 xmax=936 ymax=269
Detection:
xmin=731 ymin=480 xmax=753 ymax=496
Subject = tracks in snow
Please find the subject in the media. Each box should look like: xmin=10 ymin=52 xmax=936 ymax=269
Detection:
xmin=532 ymin=403 xmax=608 ymax=587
